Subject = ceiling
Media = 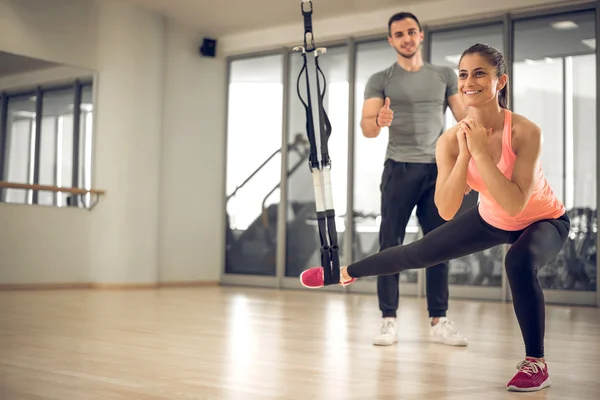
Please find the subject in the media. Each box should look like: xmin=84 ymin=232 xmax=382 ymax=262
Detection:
xmin=0 ymin=51 xmax=62 ymax=78
xmin=111 ymin=0 xmax=429 ymax=37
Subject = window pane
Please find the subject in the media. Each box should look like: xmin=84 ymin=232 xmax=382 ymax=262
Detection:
xmin=573 ymin=54 xmax=596 ymax=209
xmin=566 ymin=41 xmax=597 ymax=292
xmin=5 ymin=94 xmax=36 ymax=204
xmin=285 ymin=45 xmax=349 ymax=277
xmin=514 ymin=10 xmax=596 ymax=291
xmin=430 ymin=24 xmax=504 ymax=287
xmin=40 ymin=88 xmax=74 ymax=206
xmin=225 ymin=54 xmax=283 ymax=276
xmin=78 ymin=84 xmax=94 ymax=208
xmin=430 ymin=24 xmax=504 ymax=130
xmin=58 ymin=113 xmax=74 ymax=206
xmin=38 ymin=114 xmax=56 ymax=205
xmin=353 ymin=40 xmax=418 ymax=284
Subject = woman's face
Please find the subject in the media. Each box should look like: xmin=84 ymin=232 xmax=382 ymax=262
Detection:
xmin=458 ymin=53 xmax=506 ymax=108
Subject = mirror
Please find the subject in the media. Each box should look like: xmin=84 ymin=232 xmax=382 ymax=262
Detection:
xmin=0 ymin=50 xmax=96 ymax=208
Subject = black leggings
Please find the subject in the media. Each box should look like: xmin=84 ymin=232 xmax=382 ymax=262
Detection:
xmin=347 ymin=206 xmax=570 ymax=358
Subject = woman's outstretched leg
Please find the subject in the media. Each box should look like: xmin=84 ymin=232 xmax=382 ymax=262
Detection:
xmin=504 ymin=215 xmax=570 ymax=392
xmin=300 ymin=206 xmax=509 ymax=288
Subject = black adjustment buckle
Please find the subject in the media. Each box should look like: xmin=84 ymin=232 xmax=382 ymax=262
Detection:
xmin=301 ymin=1 xmax=315 ymax=52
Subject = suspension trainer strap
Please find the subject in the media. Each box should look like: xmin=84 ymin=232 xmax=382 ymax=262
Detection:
xmin=293 ymin=0 xmax=339 ymax=285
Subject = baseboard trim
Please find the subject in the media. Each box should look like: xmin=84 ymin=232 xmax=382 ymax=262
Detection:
xmin=0 ymin=281 xmax=220 ymax=291
xmin=158 ymin=281 xmax=219 ymax=288
xmin=90 ymin=283 xmax=158 ymax=290
xmin=0 ymin=283 xmax=92 ymax=291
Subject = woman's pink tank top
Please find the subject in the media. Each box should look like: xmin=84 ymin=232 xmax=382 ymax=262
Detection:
xmin=465 ymin=109 xmax=565 ymax=231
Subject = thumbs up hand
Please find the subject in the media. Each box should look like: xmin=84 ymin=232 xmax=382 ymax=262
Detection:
xmin=377 ymin=97 xmax=393 ymax=127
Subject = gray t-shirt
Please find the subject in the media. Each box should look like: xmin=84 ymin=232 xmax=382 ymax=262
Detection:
xmin=364 ymin=62 xmax=458 ymax=163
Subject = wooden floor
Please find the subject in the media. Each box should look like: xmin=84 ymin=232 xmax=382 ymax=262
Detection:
xmin=0 ymin=286 xmax=599 ymax=400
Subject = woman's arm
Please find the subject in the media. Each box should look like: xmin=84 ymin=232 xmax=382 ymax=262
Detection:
xmin=462 ymin=117 xmax=541 ymax=217
xmin=434 ymin=126 xmax=471 ymax=220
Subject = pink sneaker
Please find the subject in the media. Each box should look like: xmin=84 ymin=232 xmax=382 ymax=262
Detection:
xmin=506 ymin=358 xmax=551 ymax=392
xmin=299 ymin=267 xmax=356 ymax=289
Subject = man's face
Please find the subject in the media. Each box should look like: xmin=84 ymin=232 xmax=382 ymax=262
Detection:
xmin=388 ymin=18 xmax=423 ymax=59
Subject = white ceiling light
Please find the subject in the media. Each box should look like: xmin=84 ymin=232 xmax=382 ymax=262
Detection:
xmin=444 ymin=54 xmax=461 ymax=65
xmin=67 ymin=103 xmax=94 ymax=112
xmin=582 ymin=38 xmax=596 ymax=49
xmin=551 ymin=20 xmax=578 ymax=30
xmin=13 ymin=111 xmax=36 ymax=118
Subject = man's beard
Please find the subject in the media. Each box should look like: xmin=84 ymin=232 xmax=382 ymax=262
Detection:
xmin=395 ymin=46 xmax=418 ymax=59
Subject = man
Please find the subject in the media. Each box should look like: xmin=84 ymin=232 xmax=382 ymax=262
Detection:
xmin=360 ymin=12 xmax=468 ymax=346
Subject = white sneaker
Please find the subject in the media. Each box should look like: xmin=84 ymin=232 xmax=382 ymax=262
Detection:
xmin=373 ymin=318 xmax=398 ymax=346
xmin=429 ymin=317 xmax=468 ymax=346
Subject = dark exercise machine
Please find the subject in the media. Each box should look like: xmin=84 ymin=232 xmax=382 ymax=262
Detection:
xmin=541 ymin=207 xmax=597 ymax=290
xmin=225 ymin=133 xmax=319 ymax=276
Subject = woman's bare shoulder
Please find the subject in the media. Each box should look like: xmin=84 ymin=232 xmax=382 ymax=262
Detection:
xmin=510 ymin=111 xmax=542 ymax=151
xmin=511 ymin=112 xmax=540 ymax=131
xmin=440 ymin=123 xmax=461 ymax=141
xmin=437 ymin=124 xmax=461 ymax=149
xmin=436 ymin=124 xmax=462 ymax=160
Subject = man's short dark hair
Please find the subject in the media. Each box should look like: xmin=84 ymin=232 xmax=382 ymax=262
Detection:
xmin=388 ymin=12 xmax=422 ymax=36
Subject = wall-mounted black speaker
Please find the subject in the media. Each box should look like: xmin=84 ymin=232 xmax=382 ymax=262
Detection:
xmin=200 ymin=38 xmax=217 ymax=57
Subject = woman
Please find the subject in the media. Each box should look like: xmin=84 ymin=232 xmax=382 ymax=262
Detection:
xmin=300 ymin=43 xmax=570 ymax=392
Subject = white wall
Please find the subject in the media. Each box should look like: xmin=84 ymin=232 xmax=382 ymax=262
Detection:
xmin=159 ymin=19 xmax=226 ymax=282
xmin=0 ymin=204 xmax=91 ymax=284
xmin=0 ymin=0 xmax=225 ymax=285
xmin=88 ymin=0 xmax=165 ymax=284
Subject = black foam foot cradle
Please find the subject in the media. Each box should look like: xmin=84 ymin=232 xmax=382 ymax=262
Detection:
xmin=294 ymin=1 xmax=340 ymax=286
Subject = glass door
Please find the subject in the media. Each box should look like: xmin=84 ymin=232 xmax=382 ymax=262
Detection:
xmin=222 ymin=52 xmax=285 ymax=286
xmin=511 ymin=9 xmax=597 ymax=306
xmin=428 ymin=22 xmax=506 ymax=301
